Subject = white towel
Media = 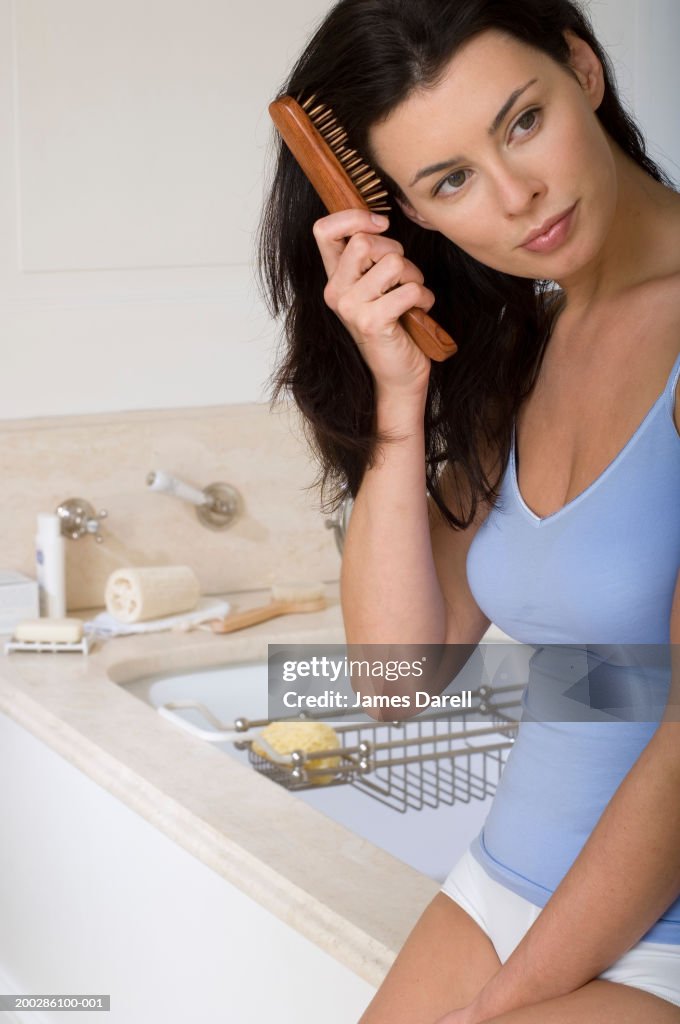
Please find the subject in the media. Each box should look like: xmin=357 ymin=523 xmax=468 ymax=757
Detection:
xmin=86 ymin=597 xmax=230 ymax=637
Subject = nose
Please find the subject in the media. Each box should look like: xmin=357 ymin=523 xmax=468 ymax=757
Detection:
xmin=493 ymin=162 xmax=546 ymax=217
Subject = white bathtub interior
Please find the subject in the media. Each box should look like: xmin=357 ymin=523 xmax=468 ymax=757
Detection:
xmin=123 ymin=661 xmax=508 ymax=883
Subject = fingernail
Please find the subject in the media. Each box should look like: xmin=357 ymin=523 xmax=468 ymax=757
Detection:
xmin=371 ymin=214 xmax=389 ymax=227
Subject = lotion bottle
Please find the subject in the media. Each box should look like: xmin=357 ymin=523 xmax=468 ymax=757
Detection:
xmin=35 ymin=514 xmax=66 ymax=617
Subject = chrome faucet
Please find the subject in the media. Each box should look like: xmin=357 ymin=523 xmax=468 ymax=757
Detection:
xmin=146 ymin=470 xmax=242 ymax=531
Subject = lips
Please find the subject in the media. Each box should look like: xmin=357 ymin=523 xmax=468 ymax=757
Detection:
xmin=519 ymin=202 xmax=578 ymax=254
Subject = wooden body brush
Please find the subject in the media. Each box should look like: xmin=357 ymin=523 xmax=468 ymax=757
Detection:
xmin=269 ymin=94 xmax=457 ymax=363
xmin=206 ymin=583 xmax=326 ymax=634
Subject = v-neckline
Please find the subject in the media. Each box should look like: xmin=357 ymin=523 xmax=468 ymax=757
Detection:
xmin=511 ymin=351 xmax=680 ymax=525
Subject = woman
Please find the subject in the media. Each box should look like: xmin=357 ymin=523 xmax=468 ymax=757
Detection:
xmin=258 ymin=1 xmax=680 ymax=1020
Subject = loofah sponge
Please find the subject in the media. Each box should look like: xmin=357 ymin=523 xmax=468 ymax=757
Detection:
xmin=252 ymin=721 xmax=341 ymax=785
xmin=105 ymin=566 xmax=200 ymax=624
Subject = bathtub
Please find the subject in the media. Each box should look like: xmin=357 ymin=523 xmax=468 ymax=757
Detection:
xmin=124 ymin=657 xmax=520 ymax=883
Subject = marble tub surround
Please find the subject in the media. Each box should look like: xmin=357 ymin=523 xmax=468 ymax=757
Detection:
xmin=1 ymin=402 xmax=340 ymax=610
xmin=0 ymin=586 xmax=438 ymax=987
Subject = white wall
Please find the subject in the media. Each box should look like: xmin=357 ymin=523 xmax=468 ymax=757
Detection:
xmin=0 ymin=0 xmax=332 ymax=419
xmin=1 ymin=0 xmax=678 ymax=420
xmin=585 ymin=0 xmax=680 ymax=180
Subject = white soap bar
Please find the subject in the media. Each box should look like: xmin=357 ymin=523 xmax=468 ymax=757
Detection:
xmin=14 ymin=618 xmax=84 ymax=643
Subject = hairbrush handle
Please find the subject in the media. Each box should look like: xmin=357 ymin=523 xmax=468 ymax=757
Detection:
xmin=269 ymin=96 xmax=457 ymax=362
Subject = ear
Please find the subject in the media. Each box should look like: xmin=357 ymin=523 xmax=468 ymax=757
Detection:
xmin=395 ymin=196 xmax=438 ymax=231
xmin=564 ymin=30 xmax=605 ymax=110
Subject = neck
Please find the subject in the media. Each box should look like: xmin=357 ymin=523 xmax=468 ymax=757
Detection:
xmin=556 ymin=144 xmax=678 ymax=315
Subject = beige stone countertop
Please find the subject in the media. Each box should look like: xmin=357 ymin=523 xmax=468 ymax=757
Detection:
xmin=0 ymin=586 xmax=438 ymax=988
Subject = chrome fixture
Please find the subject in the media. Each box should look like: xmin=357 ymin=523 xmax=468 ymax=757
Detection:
xmin=158 ymin=680 xmax=522 ymax=812
xmin=325 ymin=491 xmax=353 ymax=554
xmin=56 ymin=498 xmax=109 ymax=543
xmin=146 ymin=469 xmax=241 ymax=531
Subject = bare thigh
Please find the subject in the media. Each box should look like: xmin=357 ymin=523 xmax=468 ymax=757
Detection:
xmin=358 ymin=891 xmax=502 ymax=1024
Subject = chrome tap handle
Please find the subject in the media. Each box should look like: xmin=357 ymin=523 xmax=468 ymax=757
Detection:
xmin=56 ymin=499 xmax=109 ymax=543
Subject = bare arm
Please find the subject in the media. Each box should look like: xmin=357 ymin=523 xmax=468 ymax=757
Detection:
xmin=339 ymin=389 xmax=436 ymax=643
xmin=439 ymin=570 xmax=680 ymax=1024
xmin=342 ymin=417 xmax=492 ymax=646
xmin=312 ymin=207 xmax=491 ymax=650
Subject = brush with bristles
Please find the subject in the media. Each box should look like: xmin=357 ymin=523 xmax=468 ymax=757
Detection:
xmin=204 ymin=583 xmax=327 ymax=635
xmin=269 ymin=94 xmax=457 ymax=362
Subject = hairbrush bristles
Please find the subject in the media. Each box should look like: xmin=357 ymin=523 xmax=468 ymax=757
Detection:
xmin=299 ymin=94 xmax=391 ymax=213
xmin=268 ymin=93 xmax=458 ymax=360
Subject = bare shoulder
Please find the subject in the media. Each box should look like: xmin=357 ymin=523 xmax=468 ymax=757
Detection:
xmin=660 ymin=225 xmax=680 ymax=432
xmin=616 ymin=256 xmax=680 ymax=433
xmin=671 ymin=271 xmax=680 ymax=434
xmin=641 ymin=183 xmax=680 ymax=335
xmin=640 ymin=269 xmax=680 ymax=432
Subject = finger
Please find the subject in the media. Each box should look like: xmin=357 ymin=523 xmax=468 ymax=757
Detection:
xmin=352 ymin=283 xmax=437 ymax=343
xmin=312 ymin=209 xmax=390 ymax=278
xmin=350 ymin=252 xmax=425 ymax=304
xmin=328 ymin=233 xmax=405 ymax=300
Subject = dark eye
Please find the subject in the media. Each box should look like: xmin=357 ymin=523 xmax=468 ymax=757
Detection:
xmin=515 ymin=109 xmax=539 ymax=134
xmin=446 ymin=170 xmax=467 ymax=188
xmin=434 ymin=168 xmax=470 ymax=197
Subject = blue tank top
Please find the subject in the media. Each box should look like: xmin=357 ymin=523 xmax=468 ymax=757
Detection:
xmin=467 ymin=350 xmax=680 ymax=944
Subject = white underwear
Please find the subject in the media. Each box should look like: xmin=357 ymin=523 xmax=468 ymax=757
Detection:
xmin=441 ymin=848 xmax=680 ymax=1009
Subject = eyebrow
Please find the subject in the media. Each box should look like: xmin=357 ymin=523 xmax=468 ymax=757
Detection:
xmin=408 ymin=78 xmax=539 ymax=187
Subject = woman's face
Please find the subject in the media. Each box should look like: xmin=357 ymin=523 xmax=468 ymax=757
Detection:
xmin=368 ymin=30 xmax=618 ymax=283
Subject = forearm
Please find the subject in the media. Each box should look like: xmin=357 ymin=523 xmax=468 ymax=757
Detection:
xmin=341 ymin=390 xmax=446 ymax=645
xmin=469 ymin=724 xmax=680 ymax=1021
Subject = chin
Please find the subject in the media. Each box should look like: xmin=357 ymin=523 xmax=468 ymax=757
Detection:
xmin=514 ymin=231 xmax=604 ymax=283
xmin=545 ymin=240 xmax=603 ymax=283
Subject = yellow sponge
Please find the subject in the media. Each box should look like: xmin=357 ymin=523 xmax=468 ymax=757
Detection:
xmin=252 ymin=721 xmax=341 ymax=785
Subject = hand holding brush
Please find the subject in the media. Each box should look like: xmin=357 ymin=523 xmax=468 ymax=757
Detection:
xmin=269 ymin=95 xmax=457 ymax=363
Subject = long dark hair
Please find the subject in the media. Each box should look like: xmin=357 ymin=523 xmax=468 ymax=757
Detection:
xmin=258 ymin=0 xmax=672 ymax=528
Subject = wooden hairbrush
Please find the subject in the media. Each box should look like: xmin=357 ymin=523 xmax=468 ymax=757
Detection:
xmin=269 ymin=94 xmax=457 ymax=362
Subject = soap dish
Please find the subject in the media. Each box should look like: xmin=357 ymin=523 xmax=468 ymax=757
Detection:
xmin=4 ymin=635 xmax=92 ymax=655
